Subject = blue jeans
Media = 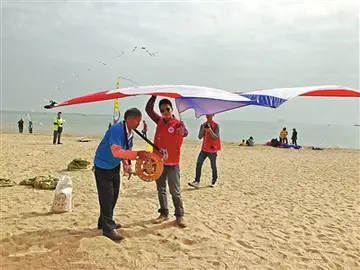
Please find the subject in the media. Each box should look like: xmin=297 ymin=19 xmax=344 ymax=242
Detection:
xmin=195 ymin=150 xmax=218 ymax=184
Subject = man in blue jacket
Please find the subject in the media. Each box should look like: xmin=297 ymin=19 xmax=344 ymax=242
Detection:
xmin=94 ymin=108 xmax=147 ymax=241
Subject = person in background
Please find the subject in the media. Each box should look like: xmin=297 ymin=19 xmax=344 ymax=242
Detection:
xmin=18 ymin=118 xmax=24 ymax=133
xmin=28 ymin=121 xmax=33 ymax=134
xmin=239 ymin=139 xmax=246 ymax=146
xmin=53 ymin=112 xmax=64 ymax=144
xmin=279 ymin=127 xmax=288 ymax=144
xmin=142 ymin=120 xmax=148 ymax=138
xmin=93 ymin=108 xmax=148 ymax=241
xmin=246 ymin=136 xmax=255 ymax=146
xmin=291 ymin=128 xmax=298 ymax=145
xmin=145 ymin=96 xmax=188 ymax=228
xmin=188 ymin=114 xmax=220 ymax=188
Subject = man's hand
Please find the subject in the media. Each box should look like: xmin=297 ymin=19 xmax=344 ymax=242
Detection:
xmin=137 ymin=150 xmax=148 ymax=160
xmin=204 ymin=123 xmax=211 ymax=129
xmin=123 ymin=162 xmax=132 ymax=175
xmin=176 ymin=125 xmax=185 ymax=136
xmin=176 ymin=121 xmax=187 ymax=136
xmin=159 ymin=148 xmax=168 ymax=160
xmin=204 ymin=124 xmax=212 ymax=133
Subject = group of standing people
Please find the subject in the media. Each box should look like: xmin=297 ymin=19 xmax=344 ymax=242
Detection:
xmin=17 ymin=112 xmax=64 ymax=145
xmin=93 ymin=96 xmax=221 ymax=241
xmin=17 ymin=118 xmax=33 ymax=134
xmin=279 ymin=127 xmax=298 ymax=145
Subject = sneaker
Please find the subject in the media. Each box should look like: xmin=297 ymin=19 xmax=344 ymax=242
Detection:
xmin=153 ymin=215 xmax=169 ymax=224
xmin=210 ymin=182 xmax=217 ymax=187
xmin=176 ymin=217 xmax=187 ymax=228
xmin=188 ymin=181 xmax=199 ymax=188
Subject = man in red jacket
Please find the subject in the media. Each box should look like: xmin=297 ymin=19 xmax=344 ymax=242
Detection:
xmin=145 ymin=96 xmax=188 ymax=228
xmin=188 ymin=114 xmax=221 ymax=188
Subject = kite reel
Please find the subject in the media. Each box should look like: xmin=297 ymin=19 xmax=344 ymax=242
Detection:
xmin=135 ymin=152 xmax=164 ymax=182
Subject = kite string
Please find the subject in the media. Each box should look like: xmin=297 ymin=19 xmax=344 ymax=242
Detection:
xmin=42 ymin=46 xmax=157 ymax=109
xmin=23 ymin=47 xmax=156 ymax=129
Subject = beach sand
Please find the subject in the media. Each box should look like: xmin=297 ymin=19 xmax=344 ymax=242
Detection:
xmin=0 ymin=133 xmax=359 ymax=270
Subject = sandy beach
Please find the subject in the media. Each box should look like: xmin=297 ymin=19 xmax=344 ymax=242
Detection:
xmin=0 ymin=133 xmax=359 ymax=270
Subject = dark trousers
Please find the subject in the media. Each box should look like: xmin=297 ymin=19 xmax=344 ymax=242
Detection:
xmin=18 ymin=127 xmax=23 ymax=133
xmin=142 ymin=130 xmax=147 ymax=138
xmin=279 ymin=137 xmax=288 ymax=144
xmin=53 ymin=130 xmax=62 ymax=144
xmin=156 ymin=165 xmax=184 ymax=217
xmin=94 ymin=165 xmax=120 ymax=233
xmin=292 ymin=139 xmax=297 ymax=146
xmin=195 ymin=150 xmax=218 ymax=184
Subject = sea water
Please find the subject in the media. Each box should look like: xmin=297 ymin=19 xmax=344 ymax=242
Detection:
xmin=1 ymin=110 xmax=359 ymax=149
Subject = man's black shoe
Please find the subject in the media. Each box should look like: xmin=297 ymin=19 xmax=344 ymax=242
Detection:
xmin=98 ymin=223 xmax=121 ymax=230
xmin=103 ymin=229 xmax=125 ymax=241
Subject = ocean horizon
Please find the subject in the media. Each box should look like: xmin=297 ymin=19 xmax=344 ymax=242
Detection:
xmin=1 ymin=110 xmax=359 ymax=149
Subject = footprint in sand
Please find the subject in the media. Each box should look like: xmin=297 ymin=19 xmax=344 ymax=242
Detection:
xmin=316 ymin=233 xmax=328 ymax=240
xmin=8 ymin=246 xmax=50 ymax=258
xmin=346 ymin=252 xmax=358 ymax=260
xmin=236 ymin=239 xmax=253 ymax=249
xmin=182 ymin=238 xmax=197 ymax=245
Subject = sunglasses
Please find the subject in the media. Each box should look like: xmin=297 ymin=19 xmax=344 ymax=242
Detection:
xmin=160 ymin=107 xmax=171 ymax=113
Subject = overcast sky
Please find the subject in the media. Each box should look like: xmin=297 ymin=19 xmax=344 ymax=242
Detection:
xmin=1 ymin=0 xmax=359 ymax=125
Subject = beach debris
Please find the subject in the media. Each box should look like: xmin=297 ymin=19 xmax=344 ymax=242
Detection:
xmin=67 ymin=158 xmax=92 ymax=171
xmin=0 ymin=178 xmax=17 ymax=187
xmin=50 ymin=175 xmax=73 ymax=213
xmin=77 ymin=137 xmax=91 ymax=142
xmin=19 ymin=175 xmax=59 ymax=190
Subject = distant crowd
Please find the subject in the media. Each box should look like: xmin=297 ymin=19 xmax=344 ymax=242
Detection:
xmin=238 ymin=127 xmax=298 ymax=148
xmin=17 ymin=114 xmax=299 ymax=149
xmin=17 ymin=118 xmax=33 ymax=134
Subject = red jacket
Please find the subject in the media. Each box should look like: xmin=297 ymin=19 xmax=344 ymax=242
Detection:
xmin=201 ymin=121 xmax=221 ymax=153
xmin=145 ymin=96 xmax=188 ymax=165
xmin=154 ymin=117 xmax=185 ymax=165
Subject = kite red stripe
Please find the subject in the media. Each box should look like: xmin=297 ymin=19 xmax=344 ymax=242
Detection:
xmin=300 ymin=89 xmax=360 ymax=97
xmin=56 ymin=91 xmax=184 ymax=107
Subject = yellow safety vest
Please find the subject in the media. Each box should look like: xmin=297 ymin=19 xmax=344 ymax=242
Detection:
xmin=53 ymin=117 xmax=64 ymax=131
